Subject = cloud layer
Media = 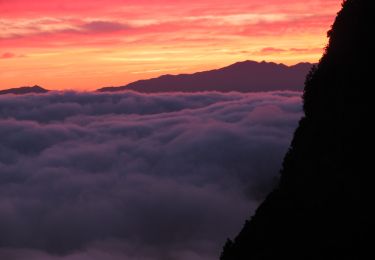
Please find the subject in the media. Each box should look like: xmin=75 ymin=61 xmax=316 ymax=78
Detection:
xmin=0 ymin=91 xmax=302 ymax=260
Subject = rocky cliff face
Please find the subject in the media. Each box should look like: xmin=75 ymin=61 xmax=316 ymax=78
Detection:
xmin=220 ymin=0 xmax=373 ymax=259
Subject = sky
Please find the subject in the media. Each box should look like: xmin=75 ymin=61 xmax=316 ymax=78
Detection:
xmin=0 ymin=0 xmax=342 ymax=91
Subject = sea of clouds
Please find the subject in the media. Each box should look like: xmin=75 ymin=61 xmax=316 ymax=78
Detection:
xmin=0 ymin=91 xmax=302 ymax=260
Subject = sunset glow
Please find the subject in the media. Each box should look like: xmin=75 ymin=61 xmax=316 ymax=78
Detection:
xmin=0 ymin=0 xmax=342 ymax=90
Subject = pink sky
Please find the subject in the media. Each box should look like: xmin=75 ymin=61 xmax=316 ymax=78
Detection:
xmin=0 ymin=0 xmax=342 ymax=91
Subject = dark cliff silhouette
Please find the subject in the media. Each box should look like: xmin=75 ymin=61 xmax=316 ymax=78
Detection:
xmin=98 ymin=61 xmax=312 ymax=93
xmin=0 ymin=85 xmax=48 ymax=95
xmin=221 ymin=0 xmax=373 ymax=259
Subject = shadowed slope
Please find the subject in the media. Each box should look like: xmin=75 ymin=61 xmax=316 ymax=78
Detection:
xmin=220 ymin=0 xmax=373 ymax=259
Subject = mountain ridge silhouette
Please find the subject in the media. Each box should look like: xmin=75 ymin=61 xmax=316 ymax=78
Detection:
xmin=0 ymin=85 xmax=49 ymax=95
xmin=98 ymin=60 xmax=313 ymax=93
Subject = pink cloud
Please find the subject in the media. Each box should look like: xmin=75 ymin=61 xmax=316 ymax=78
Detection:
xmin=81 ymin=21 xmax=130 ymax=32
xmin=1 ymin=52 xmax=16 ymax=59
xmin=259 ymin=48 xmax=286 ymax=55
xmin=0 ymin=1 xmax=341 ymax=43
xmin=257 ymin=47 xmax=324 ymax=55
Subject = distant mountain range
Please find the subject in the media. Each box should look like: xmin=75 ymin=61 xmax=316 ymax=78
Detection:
xmin=98 ymin=60 xmax=313 ymax=93
xmin=0 ymin=61 xmax=313 ymax=94
xmin=0 ymin=85 xmax=49 ymax=95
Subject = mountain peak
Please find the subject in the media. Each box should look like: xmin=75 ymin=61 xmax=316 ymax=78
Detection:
xmin=0 ymin=85 xmax=49 ymax=95
xmin=226 ymin=60 xmax=283 ymax=68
